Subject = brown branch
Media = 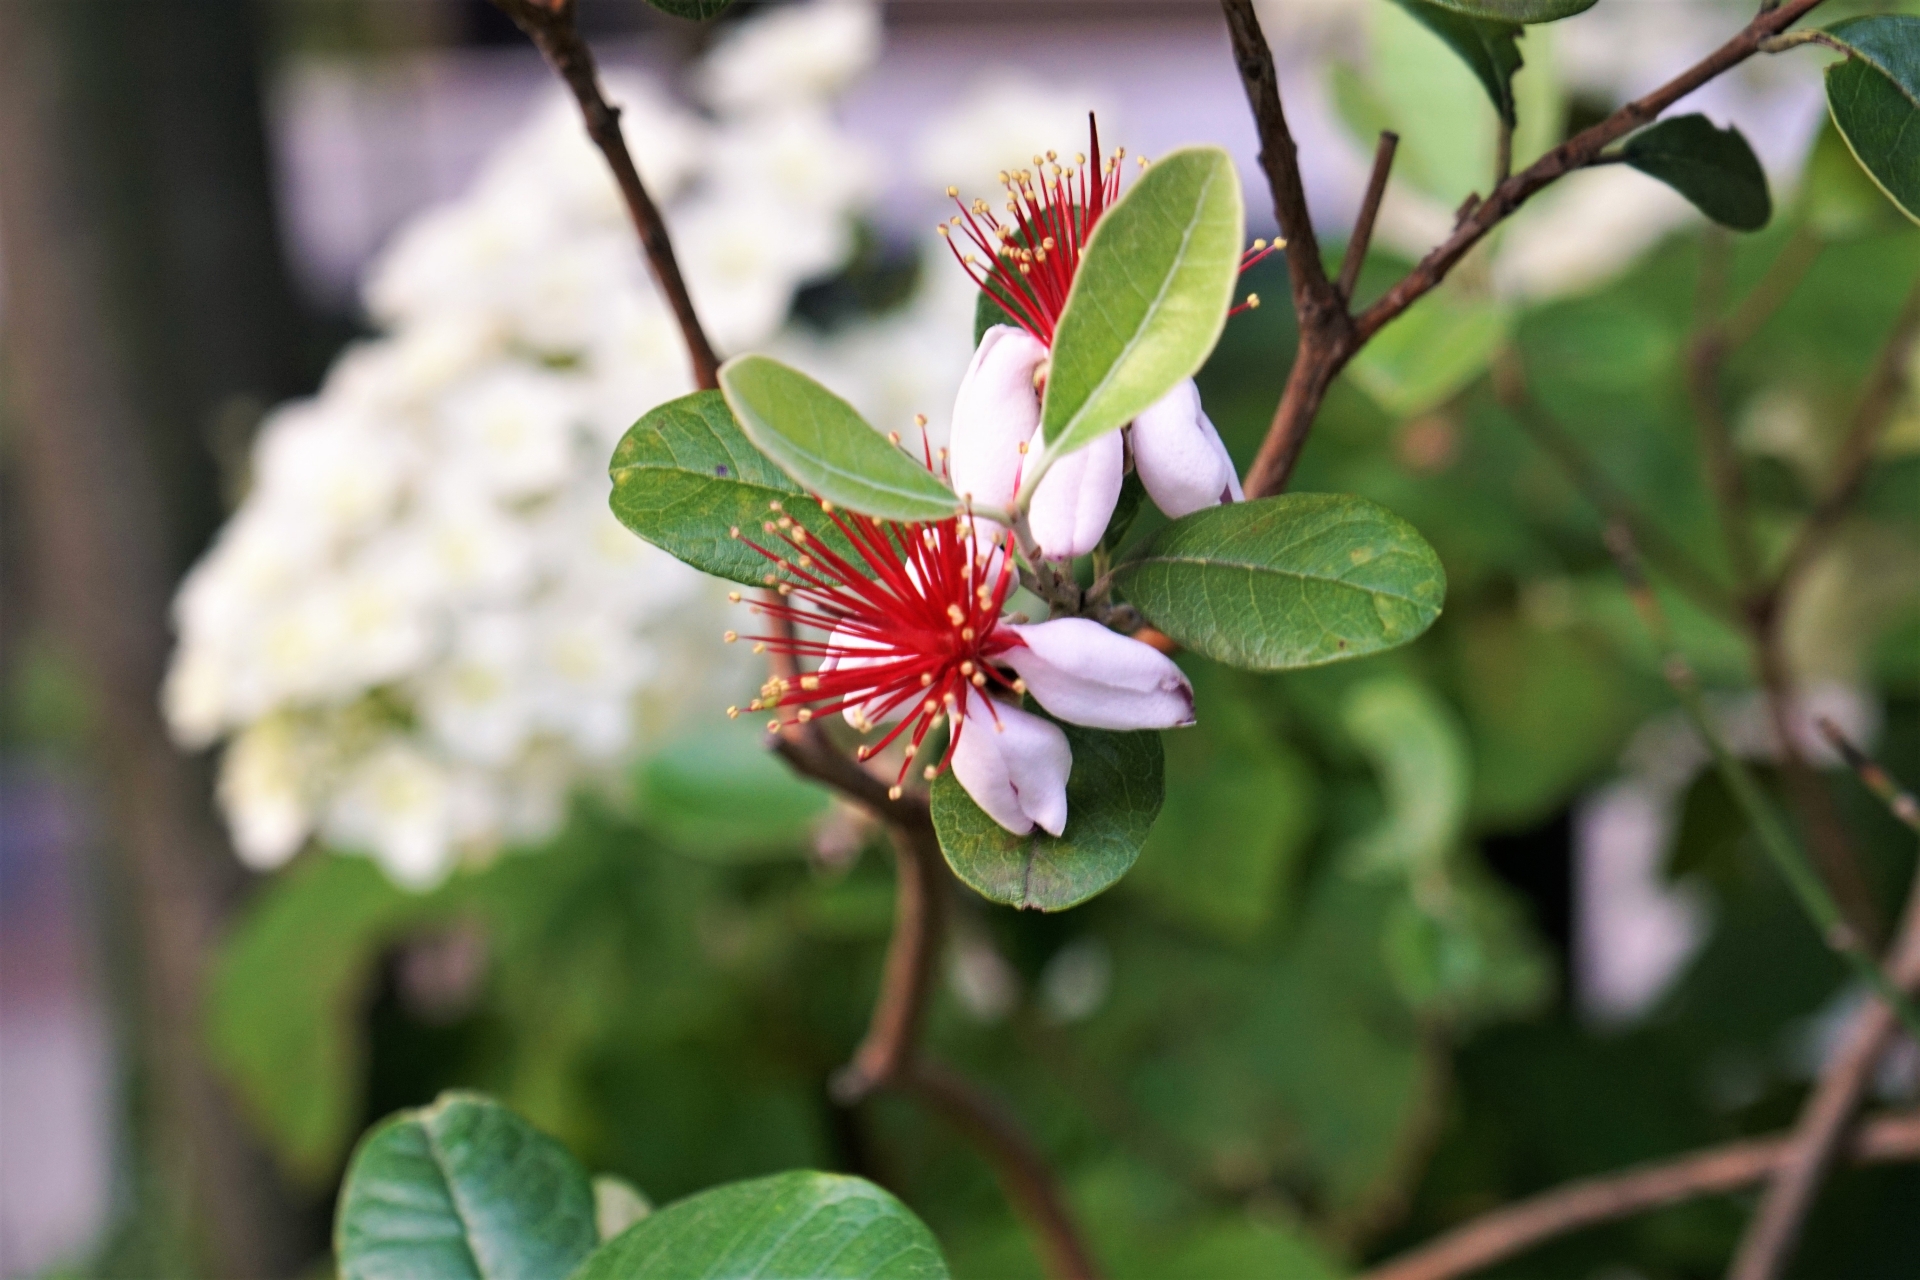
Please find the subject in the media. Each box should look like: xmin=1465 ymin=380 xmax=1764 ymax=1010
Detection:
xmin=491 ymin=0 xmax=721 ymax=391
xmin=1360 ymin=1110 xmax=1920 ymax=1280
xmin=1770 ymin=273 xmax=1920 ymax=595
xmin=1727 ymin=865 xmax=1920 ymax=1280
xmin=833 ymin=820 xmax=947 ymax=1103
xmin=1221 ymin=0 xmax=1358 ymax=499
xmin=1353 ymin=0 xmax=1826 ymax=348
xmin=1231 ymin=0 xmax=1827 ymax=499
xmin=904 ymin=1061 xmax=1105 ymax=1280
xmin=1338 ymin=132 xmax=1400 ymax=302
xmin=488 ymin=9 xmax=1099 ymax=1277
xmin=1818 ymin=718 xmax=1920 ymax=835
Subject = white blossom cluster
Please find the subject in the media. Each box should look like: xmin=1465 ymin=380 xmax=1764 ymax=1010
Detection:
xmin=164 ymin=0 xmax=921 ymax=888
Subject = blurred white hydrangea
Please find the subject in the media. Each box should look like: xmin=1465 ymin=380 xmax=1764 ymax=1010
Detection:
xmin=164 ymin=0 xmax=927 ymax=889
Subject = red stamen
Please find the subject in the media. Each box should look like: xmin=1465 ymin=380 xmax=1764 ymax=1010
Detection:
xmin=731 ymin=499 xmax=1022 ymax=787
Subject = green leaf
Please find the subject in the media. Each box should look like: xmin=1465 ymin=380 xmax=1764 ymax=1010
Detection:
xmin=931 ymin=720 xmax=1164 ymax=911
xmin=719 ymin=355 xmax=960 ymax=521
xmin=1619 ymin=114 xmax=1771 ymax=231
xmin=336 ymin=1092 xmax=599 ymax=1280
xmin=1823 ymin=15 xmax=1920 ymax=225
xmin=1113 ymin=495 xmax=1447 ymax=671
xmin=610 ymin=391 xmax=852 ymax=588
xmin=576 ymin=1171 xmax=949 ymax=1280
xmin=644 ymin=0 xmax=736 ymax=17
xmin=1039 ymin=147 xmax=1244 ymax=461
xmin=1349 ymin=290 xmax=1511 ymax=416
xmin=1391 ymin=0 xmax=1524 ymax=127
xmin=207 ymin=855 xmax=421 ymax=1184
xmin=1415 ymin=0 xmax=1595 ymax=20
xmin=639 ymin=723 xmax=830 ymax=860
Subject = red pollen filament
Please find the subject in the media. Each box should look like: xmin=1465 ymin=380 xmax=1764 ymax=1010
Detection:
xmin=942 ymin=114 xmax=1283 ymax=347
xmin=732 ymin=499 xmax=1024 ymax=788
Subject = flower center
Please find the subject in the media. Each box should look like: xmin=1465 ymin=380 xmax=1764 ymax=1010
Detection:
xmin=728 ymin=498 xmax=1024 ymax=797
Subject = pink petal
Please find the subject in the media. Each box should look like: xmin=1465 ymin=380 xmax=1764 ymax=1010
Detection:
xmin=1130 ymin=378 xmax=1238 ymax=518
xmin=948 ymin=325 xmax=1046 ymax=510
xmin=1028 ymin=430 xmax=1123 ymax=559
xmin=951 ymin=690 xmax=1072 ymax=837
xmin=998 ymin=618 xmax=1195 ymax=730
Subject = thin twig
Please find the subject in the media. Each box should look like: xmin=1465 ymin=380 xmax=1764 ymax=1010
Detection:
xmin=1359 ymin=1110 xmax=1920 ymax=1280
xmin=1819 ymin=718 xmax=1920 ymax=834
xmin=1729 ymin=883 xmax=1920 ymax=1280
xmin=491 ymin=0 xmax=721 ymax=391
xmin=833 ymin=821 xmax=947 ymax=1102
xmin=1353 ymin=0 xmax=1826 ymax=346
xmin=1770 ymin=274 xmax=1920 ymax=594
xmin=904 ymin=1061 xmax=1105 ymax=1280
xmin=1605 ymin=524 xmax=1920 ymax=1044
xmin=1338 ymin=132 xmax=1400 ymax=302
xmin=1231 ymin=0 xmax=1828 ymax=498
xmin=489 ymin=7 xmax=1101 ymax=1275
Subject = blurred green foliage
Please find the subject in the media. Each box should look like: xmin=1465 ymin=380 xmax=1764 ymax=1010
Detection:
xmin=203 ymin=105 xmax=1920 ymax=1277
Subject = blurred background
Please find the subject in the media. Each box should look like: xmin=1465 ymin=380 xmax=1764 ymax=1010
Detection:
xmin=2 ymin=1 xmax=1916 ymax=1276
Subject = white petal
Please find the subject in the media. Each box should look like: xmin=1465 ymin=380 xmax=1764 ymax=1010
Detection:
xmin=1028 ymin=430 xmax=1123 ymax=559
xmin=951 ymin=690 xmax=1071 ymax=837
xmin=999 ymin=618 xmax=1195 ymax=730
xmin=1130 ymin=378 xmax=1238 ymax=518
xmin=820 ymin=626 xmax=905 ymax=730
xmin=948 ymin=325 xmax=1045 ymax=510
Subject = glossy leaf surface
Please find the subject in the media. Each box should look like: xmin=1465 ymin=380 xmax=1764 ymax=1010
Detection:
xmin=576 ymin=1171 xmax=948 ymax=1280
xmin=932 ymin=721 xmax=1164 ymax=911
xmin=1824 ymin=15 xmax=1920 ymax=224
xmin=720 ymin=355 xmax=960 ymax=521
xmin=1392 ymin=0 xmax=1524 ymax=126
xmin=336 ymin=1093 xmax=598 ymax=1280
xmin=1114 ymin=495 xmax=1446 ymax=671
xmin=1621 ymin=114 xmax=1771 ymax=231
xmin=1417 ymin=0 xmax=1594 ymax=20
xmin=610 ymin=391 xmax=850 ymax=587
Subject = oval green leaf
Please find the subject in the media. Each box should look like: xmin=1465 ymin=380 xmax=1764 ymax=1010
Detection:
xmin=610 ymin=390 xmax=856 ymax=588
xmin=1113 ymin=494 xmax=1447 ymax=671
xmin=1391 ymin=0 xmax=1524 ymax=127
xmin=1824 ymin=15 xmax=1920 ymax=225
xmin=576 ymin=1171 xmax=949 ymax=1280
xmin=1415 ymin=0 xmax=1594 ymax=21
xmin=1620 ymin=114 xmax=1771 ymax=231
xmin=719 ymin=355 xmax=960 ymax=521
xmin=1038 ymin=146 xmax=1244 ymax=462
xmin=336 ymin=1092 xmax=598 ymax=1280
xmin=931 ymin=721 xmax=1164 ymax=912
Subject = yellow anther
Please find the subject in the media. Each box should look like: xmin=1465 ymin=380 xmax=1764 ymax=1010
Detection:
xmin=801 ymin=675 xmax=820 ymax=691
xmin=924 ymin=765 xmax=938 ymax=780
xmin=1252 ymin=238 xmax=1267 ymax=251
xmin=723 ymin=630 xmax=738 ymax=643
xmin=947 ymin=604 xmax=966 ymax=625
xmin=946 ymin=185 xmax=958 ymax=197
xmin=961 ymin=626 xmax=976 ymax=641
xmin=768 ymin=720 xmax=781 ymax=732
xmin=914 ymin=413 xmax=927 ymax=427
xmin=960 ymin=660 xmax=976 ymax=676
xmin=1246 ymin=294 xmax=1261 ymax=309
xmin=888 ymin=431 xmax=901 ymax=445
xmin=768 ymin=499 xmax=783 ymax=511
xmin=797 ymin=708 xmax=813 ymax=722
xmin=971 ymin=672 xmax=987 ymax=687
xmin=763 ymin=573 xmax=777 ymax=584
xmin=797 ymin=554 xmax=813 ymax=570
xmin=920 ymin=672 xmax=934 ymax=686
xmin=1011 ymin=678 xmax=1028 ymax=695
xmin=820 ymin=499 xmax=835 ymax=512
xmin=730 ymin=526 xmax=741 ymax=538
xmin=1017 ymin=440 xmax=1029 ymax=454
xmin=726 ymin=705 xmax=740 ymax=718
xmin=753 ymin=642 xmax=767 ymax=654
xmin=791 ymin=527 xmax=807 ymax=542
xmin=924 ymin=698 xmax=937 ymax=712
xmin=727 ymin=591 xmax=741 ymax=603
xmin=888 ymin=785 xmax=903 ymax=800
xmin=936 ymin=224 xmax=950 ymax=236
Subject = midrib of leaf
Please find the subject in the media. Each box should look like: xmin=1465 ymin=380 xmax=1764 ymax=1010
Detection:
xmin=421 ymin=1115 xmax=489 ymax=1280
xmin=1047 ymin=160 xmax=1224 ymax=453
xmin=1128 ymin=551 xmax=1432 ymax=605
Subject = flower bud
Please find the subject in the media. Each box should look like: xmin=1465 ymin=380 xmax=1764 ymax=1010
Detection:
xmin=1027 ymin=430 xmax=1124 ymax=559
xmin=951 ymin=689 xmax=1071 ymax=836
xmin=1129 ymin=378 xmax=1241 ymax=519
xmin=948 ymin=325 xmax=1046 ymax=509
